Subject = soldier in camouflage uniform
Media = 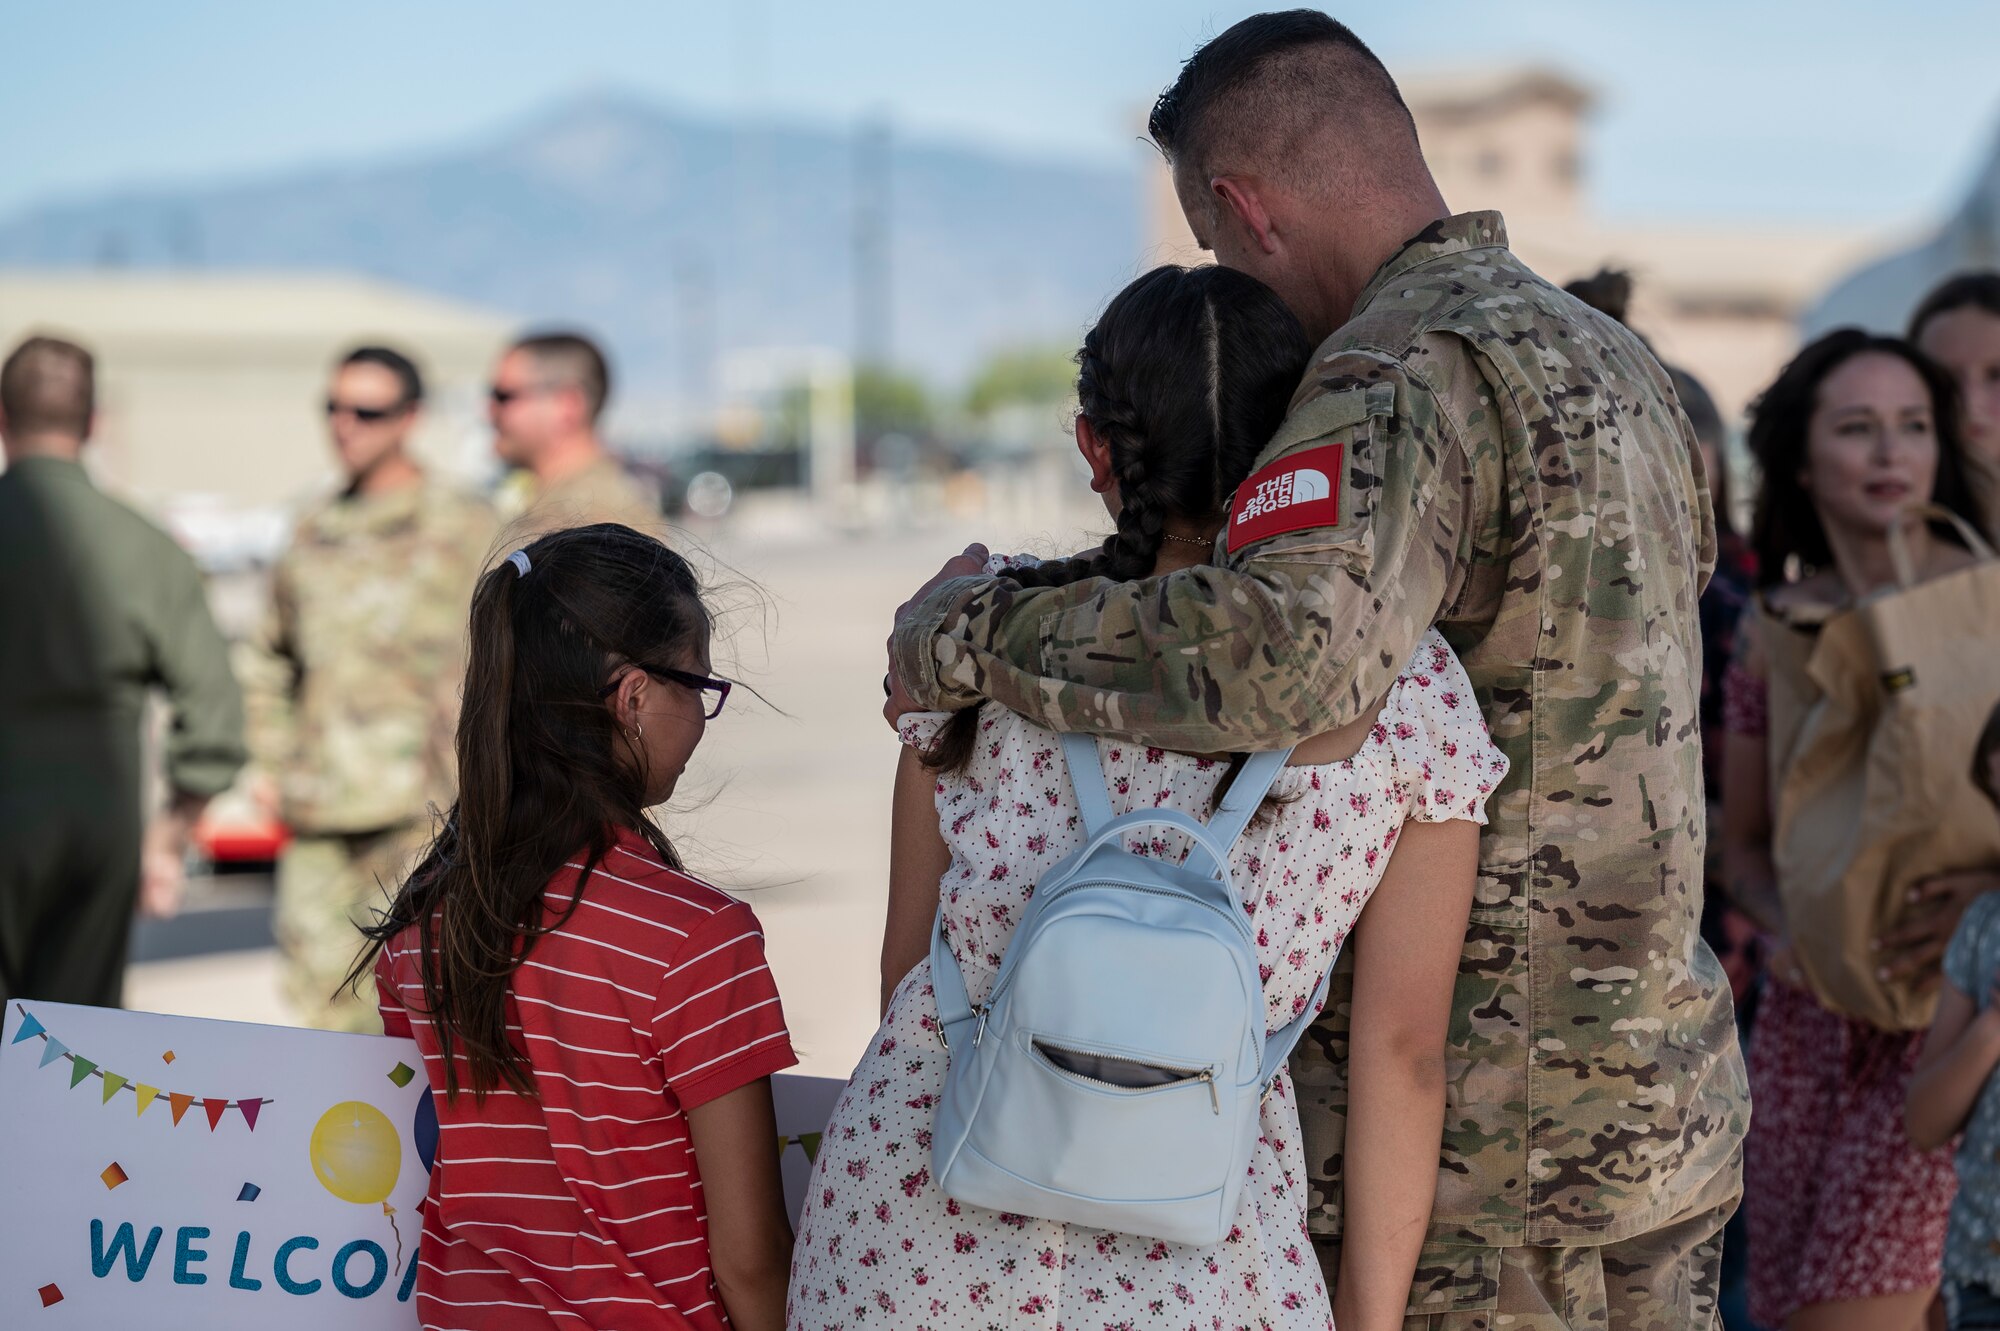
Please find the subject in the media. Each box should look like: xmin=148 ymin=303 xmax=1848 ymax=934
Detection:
xmin=240 ymin=346 xmax=496 ymax=1032
xmin=487 ymin=330 xmax=661 ymax=542
xmin=886 ymin=14 xmax=1747 ymax=1328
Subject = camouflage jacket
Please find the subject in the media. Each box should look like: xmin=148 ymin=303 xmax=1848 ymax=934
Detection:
xmin=499 ymin=454 xmax=661 ymax=544
xmin=240 ymin=477 xmax=496 ymax=834
xmin=892 ymin=213 xmax=1748 ymax=1262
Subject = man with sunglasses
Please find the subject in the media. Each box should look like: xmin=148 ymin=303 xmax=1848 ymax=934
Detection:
xmin=488 ymin=330 xmax=660 ymax=541
xmin=237 ymin=345 xmax=495 ymax=1033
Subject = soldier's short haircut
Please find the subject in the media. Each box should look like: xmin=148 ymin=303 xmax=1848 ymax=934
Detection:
xmin=340 ymin=344 xmax=425 ymax=406
xmin=512 ymin=330 xmax=611 ymax=423
xmin=1149 ymin=11 xmax=1417 ymax=200
xmin=0 ymin=334 xmax=95 ymax=439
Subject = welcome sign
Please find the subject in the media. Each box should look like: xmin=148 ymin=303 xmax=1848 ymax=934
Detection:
xmin=1 ymin=1000 xmax=432 ymax=1327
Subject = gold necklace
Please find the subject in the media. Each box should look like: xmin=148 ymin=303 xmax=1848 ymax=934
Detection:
xmin=1159 ymin=533 xmax=1216 ymax=548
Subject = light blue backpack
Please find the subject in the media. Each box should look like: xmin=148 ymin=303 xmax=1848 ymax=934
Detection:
xmin=928 ymin=731 xmax=1330 ymax=1246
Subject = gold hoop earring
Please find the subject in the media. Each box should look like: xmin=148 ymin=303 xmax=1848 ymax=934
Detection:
xmin=631 ymin=722 xmax=644 ymax=740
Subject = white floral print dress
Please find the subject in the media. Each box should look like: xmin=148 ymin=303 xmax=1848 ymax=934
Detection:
xmin=787 ymin=628 xmax=1507 ymax=1331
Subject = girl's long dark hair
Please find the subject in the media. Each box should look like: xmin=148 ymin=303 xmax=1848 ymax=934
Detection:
xmin=925 ymin=263 xmax=1311 ymax=773
xmin=1746 ymin=328 xmax=1985 ymax=589
xmin=348 ymin=522 xmax=711 ymax=1100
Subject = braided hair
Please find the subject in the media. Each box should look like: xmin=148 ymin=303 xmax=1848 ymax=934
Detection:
xmin=926 ymin=263 xmax=1311 ymax=771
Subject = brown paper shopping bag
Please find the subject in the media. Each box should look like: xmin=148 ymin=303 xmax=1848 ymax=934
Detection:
xmin=1766 ymin=506 xmax=2000 ymax=1030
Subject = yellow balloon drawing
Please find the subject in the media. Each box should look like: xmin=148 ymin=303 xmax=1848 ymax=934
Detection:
xmin=309 ymin=1101 xmax=401 ymax=1205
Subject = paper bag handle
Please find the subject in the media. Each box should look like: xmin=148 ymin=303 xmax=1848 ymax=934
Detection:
xmin=1885 ymin=503 xmax=1995 ymax=588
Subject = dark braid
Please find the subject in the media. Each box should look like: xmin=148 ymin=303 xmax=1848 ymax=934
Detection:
xmin=1093 ymin=342 xmax=1171 ymax=582
xmin=998 ymin=337 xmax=1164 ymax=591
xmin=921 ymin=264 xmax=1311 ymax=774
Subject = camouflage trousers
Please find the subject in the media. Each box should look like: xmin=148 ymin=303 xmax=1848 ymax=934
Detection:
xmin=1314 ymin=1192 xmax=1736 ymax=1331
xmin=274 ymin=820 xmax=431 ymax=1034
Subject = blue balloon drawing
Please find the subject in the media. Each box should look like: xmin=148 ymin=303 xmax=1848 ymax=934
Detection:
xmin=413 ymin=1092 xmax=438 ymax=1173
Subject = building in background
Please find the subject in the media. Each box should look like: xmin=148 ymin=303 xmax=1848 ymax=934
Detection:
xmin=0 ymin=271 xmax=512 ymax=564
xmin=1143 ymin=66 xmax=1890 ymax=422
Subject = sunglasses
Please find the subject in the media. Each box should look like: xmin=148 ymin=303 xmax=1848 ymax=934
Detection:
xmin=488 ymin=383 xmax=557 ymax=408
xmin=325 ymin=399 xmax=411 ymax=423
xmin=598 ymin=664 xmax=733 ymax=719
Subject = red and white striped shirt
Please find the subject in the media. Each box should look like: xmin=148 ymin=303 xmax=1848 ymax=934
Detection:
xmin=377 ymin=829 xmax=797 ymax=1330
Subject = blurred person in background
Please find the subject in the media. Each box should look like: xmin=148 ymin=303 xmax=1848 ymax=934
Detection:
xmin=1675 ymin=361 xmax=1766 ymax=1331
xmin=0 ymin=334 xmax=245 ymax=1006
xmin=1911 ymin=272 xmax=2000 ymax=529
xmin=488 ymin=330 xmax=660 ymax=539
xmin=1723 ymin=329 xmax=1992 ymax=1331
xmin=237 ymin=345 xmax=495 ymax=1032
xmin=1909 ymin=703 xmax=2000 ymax=1331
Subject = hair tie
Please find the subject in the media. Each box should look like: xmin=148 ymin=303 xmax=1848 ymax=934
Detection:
xmin=506 ymin=550 xmax=532 ymax=578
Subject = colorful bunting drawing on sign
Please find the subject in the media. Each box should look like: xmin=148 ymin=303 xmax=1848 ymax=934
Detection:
xmin=775 ymin=1132 xmax=825 ymax=1163
xmin=99 ymin=1162 xmax=128 ymax=1190
xmin=7 ymin=1009 xmax=272 ymax=1131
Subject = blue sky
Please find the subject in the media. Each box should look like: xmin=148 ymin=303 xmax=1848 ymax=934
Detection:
xmin=3 ymin=1 xmax=1996 ymax=228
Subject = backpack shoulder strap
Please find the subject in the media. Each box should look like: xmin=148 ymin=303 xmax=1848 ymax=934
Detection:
xmin=1203 ymin=749 xmax=1294 ymax=849
xmin=1259 ymin=962 xmax=1334 ymax=1087
xmin=928 ymin=906 xmax=979 ymax=1050
xmin=1060 ymin=731 xmax=1116 ymax=835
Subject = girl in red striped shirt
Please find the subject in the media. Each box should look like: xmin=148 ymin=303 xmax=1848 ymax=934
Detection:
xmin=351 ymin=523 xmax=797 ymax=1331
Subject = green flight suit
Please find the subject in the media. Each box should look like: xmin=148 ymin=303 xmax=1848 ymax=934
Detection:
xmin=0 ymin=456 xmax=245 ymax=1006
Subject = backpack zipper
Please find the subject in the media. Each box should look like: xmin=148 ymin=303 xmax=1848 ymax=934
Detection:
xmin=1029 ymin=1038 xmax=1221 ymax=1115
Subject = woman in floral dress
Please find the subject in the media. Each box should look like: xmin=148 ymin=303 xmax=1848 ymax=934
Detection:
xmin=787 ymin=265 xmax=1507 ymax=1331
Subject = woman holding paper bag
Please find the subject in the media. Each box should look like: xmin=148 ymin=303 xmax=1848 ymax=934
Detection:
xmin=1722 ymin=329 xmax=2000 ymax=1331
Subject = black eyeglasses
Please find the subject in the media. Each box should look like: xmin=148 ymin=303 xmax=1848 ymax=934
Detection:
xmin=599 ymin=664 xmax=733 ymax=719
xmin=325 ymin=399 xmax=412 ymax=423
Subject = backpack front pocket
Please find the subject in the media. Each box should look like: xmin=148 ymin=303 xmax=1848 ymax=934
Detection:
xmin=1030 ymin=1037 xmax=1220 ymax=1113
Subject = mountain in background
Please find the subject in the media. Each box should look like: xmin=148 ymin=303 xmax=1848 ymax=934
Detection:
xmin=0 ymin=91 xmax=1143 ymax=411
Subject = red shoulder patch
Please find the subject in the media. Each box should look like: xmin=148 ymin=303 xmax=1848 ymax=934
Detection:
xmin=1227 ymin=443 xmax=1344 ymax=549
